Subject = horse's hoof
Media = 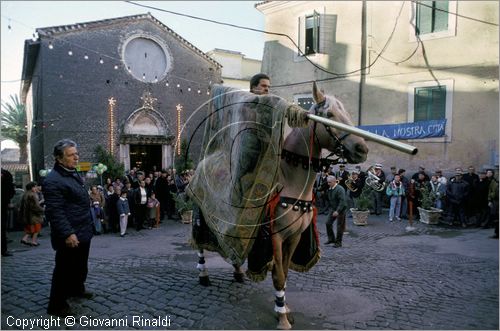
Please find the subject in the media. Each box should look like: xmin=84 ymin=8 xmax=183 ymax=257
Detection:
xmin=199 ymin=276 xmax=211 ymax=286
xmin=285 ymin=305 xmax=294 ymax=325
xmin=277 ymin=313 xmax=292 ymax=330
xmin=233 ymin=272 xmax=245 ymax=283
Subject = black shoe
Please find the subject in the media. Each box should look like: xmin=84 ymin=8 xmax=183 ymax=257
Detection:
xmin=324 ymin=240 xmax=334 ymax=245
xmin=333 ymin=242 xmax=342 ymax=248
xmin=70 ymin=291 xmax=94 ymax=299
xmin=2 ymin=251 xmax=13 ymax=257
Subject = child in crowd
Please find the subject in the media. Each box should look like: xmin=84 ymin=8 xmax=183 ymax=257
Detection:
xmin=116 ymin=190 xmax=131 ymax=237
xmin=147 ymin=192 xmax=160 ymax=229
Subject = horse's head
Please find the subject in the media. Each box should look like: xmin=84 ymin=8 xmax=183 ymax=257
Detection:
xmin=311 ymin=82 xmax=368 ymax=164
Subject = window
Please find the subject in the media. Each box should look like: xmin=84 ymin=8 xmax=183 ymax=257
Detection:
xmin=297 ymin=12 xmax=337 ymax=59
xmin=414 ymin=86 xmax=446 ymax=121
xmin=416 ymin=1 xmax=449 ymax=35
xmin=305 ymin=13 xmax=320 ymax=55
xmin=408 ymin=79 xmax=454 ymax=142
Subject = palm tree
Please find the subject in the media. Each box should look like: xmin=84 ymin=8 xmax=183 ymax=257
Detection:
xmin=1 ymin=94 xmax=28 ymax=163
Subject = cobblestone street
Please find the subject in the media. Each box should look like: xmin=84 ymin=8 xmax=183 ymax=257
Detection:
xmin=1 ymin=212 xmax=498 ymax=330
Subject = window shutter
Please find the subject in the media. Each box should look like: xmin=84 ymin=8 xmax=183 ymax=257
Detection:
xmin=414 ymin=86 xmax=446 ymax=121
xmin=319 ymin=14 xmax=337 ymax=54
xmin=416 ymin=1 xmax=433 ymax=35
xmin=430 ymin=86 xmax=446 ymax=119
xmin=434 ymin=1 xmax=449 ymax=32
xmin=414 ymin=88 xmax=429 ymax=121
xmin=298 ymin=16 xmax=305 ymax=56
xmin=313 ymin=11 xmax=320 ymax=53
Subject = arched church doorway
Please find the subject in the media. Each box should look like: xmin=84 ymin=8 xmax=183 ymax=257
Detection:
xmin=129 ymin=144 xmax=162 ymax=173
xmin=119 ymin=92 xmax=174 ymax=172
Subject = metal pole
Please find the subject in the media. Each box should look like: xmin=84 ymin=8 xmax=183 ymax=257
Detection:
xmin=306 ymin=113 xmax=418 ymax=155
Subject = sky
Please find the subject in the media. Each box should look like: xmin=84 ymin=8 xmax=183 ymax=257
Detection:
xmin=0 ymin=1 xmax=266 ymax=149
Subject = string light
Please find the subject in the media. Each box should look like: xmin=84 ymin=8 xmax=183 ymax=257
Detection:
xmin=176 ymin=104 xmax=183 ymax=155
xmin=165 ymin=81 xmax=169 ymax=87
xmin=32 ymin=33 xmax=37 ymax=41
xmin=99 ymin=57 xmax=104 ymax=64
xmin=114 ymin=65 xmax=118 ymax=70
xmin=84 ymin=53 xmax=89 ymax=60
xmin=142 ymin=73 xmax=146 ymax=80
xmin=108 ymin=97 xmax=116 ymax=155
xmin=68 ymin=50 xmax=73 ymax=56
xmin=48 ymin=41 xmax=53 ymax=49
xmin=187 ymin=87 xmax=191 ymax=92
xmin=176 ymin=83 xmax=180 ymax=88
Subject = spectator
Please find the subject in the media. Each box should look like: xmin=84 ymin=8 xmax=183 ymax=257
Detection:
xmin=346 ymin=170 xmax=364 ymax=217
xmin=314 ymin=169 xmax=329 ymax=214
xmin=155 ymin=171 xmax=169 ymax=220
xmin=413 ymin=171 xmax=429 ymax=217
xmin=412 ymin=165 xmax=430 ymax=182
xmin=324 ymin=175 xmax=347 ymax=248
xmin=45 ymin=139 xmax=94 ymax=317
xmin=486 ymin=169 xmax=499 ymax=238
xmin=116 ymin=190 xmax=131 ymax=237
xmin=429 ymin=174 xmax=446 ymax=210
xmin=475 ymin=171 xmax=490 ymax=228
xmin=446 ymin=168 xmax=470 ymax=228
xmin=398 ymin=169 xmax=410 ymax=219
xmin=386 ymin=166 xmax=398 ymax=183
xmin=335 ymin=163 xmax=349 ymax=191
xmin=463 ymin=166 xmax=480 ymax=222
xmin=1 ymin=168 xmax=16 ymax=256
xmin=147 ymin=192 xmax=160 ymax=229
xmin=133 ymin=180 xmax=148 ymax=231
xmin=19 ymin=181 xmax=45 ymax=246
xmin=166 ymin=174 xmax=178 ymax=219
xmin=105 ymin=185 xmax=120 ymax=233
xmin=370 ymin=163 xmax=385 ymax=215
xmin=386 ymin=174 xmax=405 ymax=222
xmin=125 ymin=181 xmax=135 ymax=229
xmin=435 ymin=169 xmax=447 ymax=185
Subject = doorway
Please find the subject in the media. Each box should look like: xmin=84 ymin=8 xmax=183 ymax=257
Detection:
xmin=129 ymin=144 xmax=162 ymax=173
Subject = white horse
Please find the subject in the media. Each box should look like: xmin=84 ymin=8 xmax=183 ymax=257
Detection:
xmin=194 ymin=83 xmax=368 ymax=329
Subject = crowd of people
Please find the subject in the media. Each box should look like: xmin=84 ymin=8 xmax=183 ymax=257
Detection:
xmin=315 ymin=163 xmax=500 ymax=239
xmin=88 ymin=167 xmax=194 ymax=236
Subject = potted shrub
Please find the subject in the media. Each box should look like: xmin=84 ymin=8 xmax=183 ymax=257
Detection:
xmin=171 ymin=192 xmax=194 ymax=224
xmin=350 ymin=186 xmax=373 ymax=226
xmin=417 ymin=186 xmax=442 ymax=224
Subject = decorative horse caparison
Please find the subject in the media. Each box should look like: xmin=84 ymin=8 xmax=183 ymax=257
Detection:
xmin=190 ymin=83 xmax=369 ymax=330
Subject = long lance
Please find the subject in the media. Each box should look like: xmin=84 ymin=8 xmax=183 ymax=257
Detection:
xmin=307 ymin=113 xmax=418 ymax=155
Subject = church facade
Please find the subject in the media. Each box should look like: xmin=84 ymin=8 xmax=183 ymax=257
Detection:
xmin=20 ymin=13 xmax=222 ymax=179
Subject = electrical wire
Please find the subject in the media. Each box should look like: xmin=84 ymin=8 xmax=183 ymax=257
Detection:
xmin=124 ymin=0 xmax=407 ymax=86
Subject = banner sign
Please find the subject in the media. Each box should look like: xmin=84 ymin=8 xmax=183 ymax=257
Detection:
xmin=357 ymin=119 xmax=446 ymax=140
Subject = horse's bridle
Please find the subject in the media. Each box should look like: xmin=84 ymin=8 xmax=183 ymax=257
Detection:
xmin=311 ymin=99 xmax=352 ymax=165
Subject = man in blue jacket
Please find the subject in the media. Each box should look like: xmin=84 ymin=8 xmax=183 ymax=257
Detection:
xmin=45 ymin=139 xmax=94 ymax=317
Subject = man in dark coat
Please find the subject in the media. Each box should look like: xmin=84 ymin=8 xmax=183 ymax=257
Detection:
xmin=45 ymin=139 xmax=94 ymax=316
xmin=1 ymin=168 xmax=16 ymax=256
xmin=446 ymin=168 xmax=470 ymax=228
xmin=155 ymin=171 xmax=169 ymax=220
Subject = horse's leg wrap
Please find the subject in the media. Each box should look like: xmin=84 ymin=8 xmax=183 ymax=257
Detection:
xmin=274 ymin=290 xmax=287 ymax=314
xmin=275 ymin=289 xmax=292 ymax=330
xmin=197 ymin=251 xmax=211 ymax=286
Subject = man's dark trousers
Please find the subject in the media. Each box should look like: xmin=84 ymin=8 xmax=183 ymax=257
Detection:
xmin=326 ymin=212 xmax=346 ymax=244
xmin=48 ymin=241 xmax=91 ymax=309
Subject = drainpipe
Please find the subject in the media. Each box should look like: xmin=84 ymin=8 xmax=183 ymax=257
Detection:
xmin=358 ymin=0 xmax=367 ymax=126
